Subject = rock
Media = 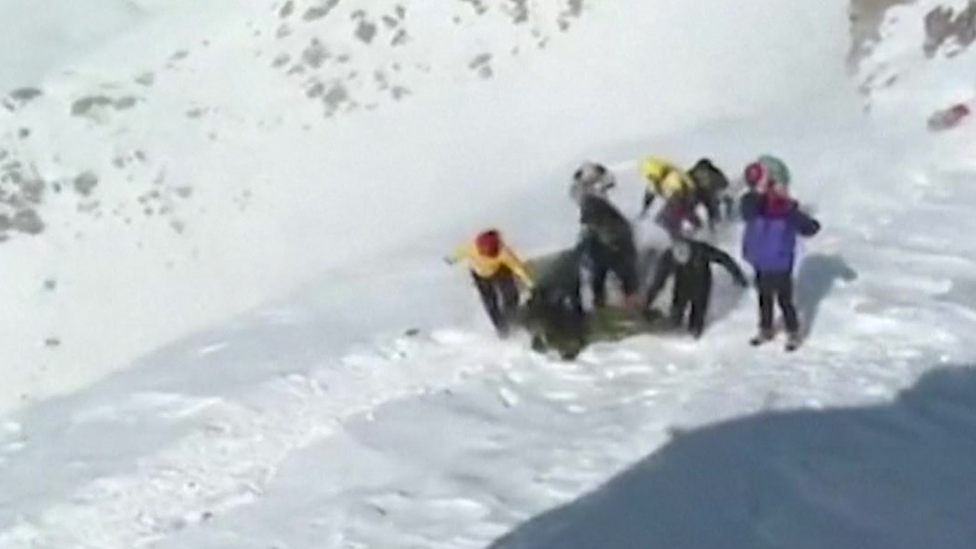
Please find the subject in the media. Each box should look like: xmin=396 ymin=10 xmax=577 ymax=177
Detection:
xmin=73 ymin=172 xmax=99 ymax=196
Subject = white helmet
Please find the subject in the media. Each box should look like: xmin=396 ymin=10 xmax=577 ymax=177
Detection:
xmin=574 ymin=162 xmax=602 ymax=184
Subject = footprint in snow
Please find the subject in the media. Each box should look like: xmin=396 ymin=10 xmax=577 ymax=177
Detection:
xmin=541 ymin=390 xmax=579 ymax=402
xmin=197 ymin=342 xmax=229 ymax=356
xmin=428 ymin=329 xmax=475 ymax=345
xmin=607 ymin=363 xmax=656 ymax=377
xmin=497 ymin=386 xmax=519 ymax=407
xmin=2 ymin=440 xmax=26 ymax=453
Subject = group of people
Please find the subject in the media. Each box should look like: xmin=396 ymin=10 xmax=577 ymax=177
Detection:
xmin=446 ymin=153 xmax=820 ymax=358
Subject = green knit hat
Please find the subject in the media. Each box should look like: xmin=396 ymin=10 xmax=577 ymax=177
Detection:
xmin=758 ymin=155 xmax=790 ymax=185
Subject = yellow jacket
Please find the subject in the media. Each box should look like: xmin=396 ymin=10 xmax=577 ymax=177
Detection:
xmin=641 ymin=157 xmax=695 ymax=198
xmin=449 ymin=243 xmax=534 ymax=288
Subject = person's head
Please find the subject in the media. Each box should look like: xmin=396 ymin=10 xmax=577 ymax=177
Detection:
xmin=768 ymin=179 xmax=790 ymax=198
xmin=692 ymin=158 xmax=713 ymax=172
xmin=575 ymin=161 xmax=602 ymax=183
xmin=744 ymin=161 xmax=768 ymax=189
xmin=475 ymin=229 xmax=502 ymax=257
xmin=640 ymin=156 xmax=669 ymax=183
xmin=758 ymin=155 xmax=790 ymax=187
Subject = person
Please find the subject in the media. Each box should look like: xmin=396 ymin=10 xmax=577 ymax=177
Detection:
xmin=740 ymin=155 xmax=821 ymax=351
xmin=687 ymin=158 xmax=730 ymax=228
xmin=569 ymin=161 xmax=617 ymax=204
xmin=643 ymin=235 xmax=749 ymax=338
xmin=638 ymin=156 xmax=702 ymax=237
xmin=577 ymin=193 xmax=640 ymax=309
xmin=522 ymin=245 xmax=587 ymax=360
xmin=446 ymin=228 xmax=534 ymax=337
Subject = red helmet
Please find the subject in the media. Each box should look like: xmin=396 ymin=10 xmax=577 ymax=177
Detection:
xmin=475 ymin=229 xmax=502 ymax=257
xmin=744 ymin=161 xmax=767 ymax=187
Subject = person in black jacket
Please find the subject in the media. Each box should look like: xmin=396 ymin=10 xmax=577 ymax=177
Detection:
xmin=522 ymin=245 xmax=587 ymax=360
xmin=569 ymin=161 xmax=617 ymax=204
xmin=644 ymin=236 xmax=749 ymax=338
xmin=577 ymin=194 xmax=640 ymax=308
xmin=688 ymin=158 xmax=731 ymax=230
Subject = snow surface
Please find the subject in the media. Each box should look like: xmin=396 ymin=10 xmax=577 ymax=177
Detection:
xmin=2 ymin=0 xmax=976 ymax=547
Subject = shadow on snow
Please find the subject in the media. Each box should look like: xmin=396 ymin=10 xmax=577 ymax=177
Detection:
xmin=487 ymin=365 xmax=976 ymax=549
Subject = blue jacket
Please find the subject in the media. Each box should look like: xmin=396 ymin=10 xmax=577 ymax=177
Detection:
xmin=740 ymin=192 xmax=820 ymax=273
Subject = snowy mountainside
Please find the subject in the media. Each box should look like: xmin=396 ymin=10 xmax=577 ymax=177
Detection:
xmin=856 ymin=0 xmax=976 ymax=116
xmin=0 ymin=0 xmax=213 ymax=91
xmin=0 ymin=0 xmax=596 ymax=412
xmin=6 ymin=0 xmax=976 ymax=548
xmin=4 ymin=108 xmax=976 ymax=548
xmin=0 ymin=0 xmax=852 ymax=413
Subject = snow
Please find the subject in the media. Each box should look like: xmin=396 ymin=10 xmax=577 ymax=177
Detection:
xmin=858 ymin=0 xmax=976 ymax=118
xmin=1 ymin=0 xmax=976 ymax=548
xmin=0 ymin=0 xmax=854 ymax=411
xmin=0 ymin=0 xmax=216 ymax=91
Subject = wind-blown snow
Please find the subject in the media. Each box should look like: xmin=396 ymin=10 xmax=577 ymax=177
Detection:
xmin=2 ymin=0 xmax=976 ymax=548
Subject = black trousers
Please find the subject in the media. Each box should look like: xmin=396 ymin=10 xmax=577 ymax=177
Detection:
xmin=755 ymin=271 xmax=799 ymax=333
xmin=473 ymin=268 xmax=519 ymax=332
xmin=669 ymin=281 xmax=710 ymax=335
xmin=589 ymin=242 xmax=638 ymax=306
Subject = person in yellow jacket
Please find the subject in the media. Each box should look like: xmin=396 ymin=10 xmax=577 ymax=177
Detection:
xmin=446 ymin=228 xmax=534 ymax=337
xmin=638 ymin=156 xmax=704 ymax=237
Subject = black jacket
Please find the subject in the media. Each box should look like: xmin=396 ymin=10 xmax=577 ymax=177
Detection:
xmin=578 ymin=195 xmax=635 ymax=254
xmin=645 ymin=240 xmax=747 ymax=306
xmin=689 ymin=160 xmax=730 ymax=193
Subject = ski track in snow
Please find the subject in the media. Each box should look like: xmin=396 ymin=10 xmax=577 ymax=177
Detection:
xmin=0 ymin=328 xmax=530 ymax=548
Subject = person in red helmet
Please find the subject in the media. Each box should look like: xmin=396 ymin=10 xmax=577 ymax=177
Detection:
xmin=446 ymin=229 xmax=535 ymax=337
xmin=739 ymin=155 xmax=820 ymax=351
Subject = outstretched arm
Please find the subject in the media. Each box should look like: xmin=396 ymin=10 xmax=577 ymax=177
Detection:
xmin=703 ymin=243 xmax=749 ymax=286
xmin=790 ymin=206 xmax=821 ymax=237
xmin=640 ymin=189 xmax=656 ymax=217
xmin=446 ymin=243 xmax=471 ymax=265
xmin=502 ymin=247 xmax=534 ymax=288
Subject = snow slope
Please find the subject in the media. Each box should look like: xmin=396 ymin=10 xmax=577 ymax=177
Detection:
xmin=0 ymin=0 xmax=216 ymax=90
xmin=3 ymin=0 xmax=976 ymax=548
xmin=0 ymin=0 xmax=849 ymax=412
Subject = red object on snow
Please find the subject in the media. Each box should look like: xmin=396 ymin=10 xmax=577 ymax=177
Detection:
xmin=927 ymin=102 xmax=972 ymax=131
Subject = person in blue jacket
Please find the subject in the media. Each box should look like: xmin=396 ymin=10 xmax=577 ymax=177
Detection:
xmin=740 ymin=156 xmax=821 ymax=351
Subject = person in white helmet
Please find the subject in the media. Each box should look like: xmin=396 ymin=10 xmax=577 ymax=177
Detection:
xmin=569 ymin=161 xmax=617 ymax=205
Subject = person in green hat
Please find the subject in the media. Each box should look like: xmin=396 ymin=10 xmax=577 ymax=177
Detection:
xmin=740 ymin=155 xmax=820 ymax=351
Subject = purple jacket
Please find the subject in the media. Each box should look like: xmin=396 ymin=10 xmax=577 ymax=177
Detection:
xmin=740 ymin=192 xmax=820 ymax=273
